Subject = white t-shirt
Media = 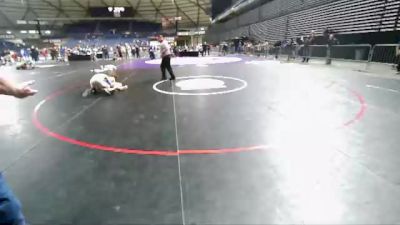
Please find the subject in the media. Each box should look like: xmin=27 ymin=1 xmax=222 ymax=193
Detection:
xmin=90 ymin=73 xmax=112 ymax=89
xmin=159 ymin=40 xmax=171 ymax=58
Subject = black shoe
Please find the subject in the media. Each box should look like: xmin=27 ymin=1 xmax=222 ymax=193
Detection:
xmin=169 ymin=77 xmax=176 ymax=81
xmin=161 ymin=77 xmax=167 ymax=81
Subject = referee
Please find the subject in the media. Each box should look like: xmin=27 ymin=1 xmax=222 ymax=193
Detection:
xmin=158 ymin=35 xmax=176 ymax=81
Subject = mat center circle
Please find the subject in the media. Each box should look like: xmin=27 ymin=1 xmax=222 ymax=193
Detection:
xmin=153 ymin=75 xmax=248 ymax=96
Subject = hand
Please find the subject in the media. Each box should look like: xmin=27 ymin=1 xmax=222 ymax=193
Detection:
xmin=13 ymin=80 xmax=38 ymax=98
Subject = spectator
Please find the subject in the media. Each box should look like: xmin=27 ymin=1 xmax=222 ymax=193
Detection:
xmin=273 ymin=40 xmax=282 ymax=59
xmin=102 ymin=46 xmax=109 ymax=60
xmin=326 ymin=33 xmax=339 ymax=65
xmin=120 ymin=45 xmax=126 ymax=59
xmin=287 ymin=38 xmax=296 ymax=61
xmin=202 ymin=42 xmax=207 ymax=57
xmin=323 ymin=27 xmax=331 ymax=42
xmin=43 ymin=48 xmax=48 ymax=61
xmin=396 ymin=42 xmax=400 ymax=74
xmin=131 ymin=45 xmax=136 ymax=57
xmin=302 ymin=34 xmax=314 ymax=63
xmin=60 ymin=46 xmax=66 ymax=61
xmin=173 ymin=45 xmax=178 ymax=57
xmin=222 ymin=43 xmax=228 ymax=56
xmin=50 ymin=47 xmax=57 ymax=60
xmin=116 ymin=45 xmax=122 ymax=58
xmin=263 ymin=40 xmax=269 ymax=57
xmin=10 ymin=51 xmax=17 ymax=63
xmin=256 ymin=42 xmax=262 ymax=57
xmin=135 ymin=45 xmax=140 ymax=58
xmin=124 ymin=44 xmax=130 ymax=59
xmin=89 ymin=48 xmax=96 ymax=61
xmin=0 ymin=77 xmax=37 ymax=225
xmin=20 ymin=49 xmax=26 ymax=60
xmin=327 ymin=33 xmax=338 ymax=45
xmin=198 ymin=44 xmax=204 ymax=56
xmin=30 ymin=46 xmax=39 ymax=62
xmin=149 ymin=46 xmax=155 ymax=60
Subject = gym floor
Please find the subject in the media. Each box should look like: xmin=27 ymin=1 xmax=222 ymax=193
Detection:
xmin=1 ymin=55 xmax=400 ymax=224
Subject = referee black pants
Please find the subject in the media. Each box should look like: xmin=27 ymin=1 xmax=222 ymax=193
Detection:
xmin=161 ymin=55 xmax=175 ymax=80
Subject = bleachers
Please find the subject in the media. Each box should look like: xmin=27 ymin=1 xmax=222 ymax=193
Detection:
xmin=238 ymin=8 xmax=259 ymax=26
xmin=0 ymin=41 xmax=21 ymax=53
xmin=230 ymin=26 xmax=250 ymax=39
xmin=65 ymin=22 xmax=96 ymax=35
xmin=287 ymin=0 xmax=400 ymax=37
xmin=64 ymin=36 xmax=149 ymax=49
xmin=100 ymin=21 xmax=130 ymax=34
xmin=61 ymin=20 xmax=161 ymax=48
xmin=64 ymin=21 xmax=161 ymax=39
xmin=250 ymin=16 xmax=287 ymax=42
xmin=207 ymin=0 xmax=400 ymax=43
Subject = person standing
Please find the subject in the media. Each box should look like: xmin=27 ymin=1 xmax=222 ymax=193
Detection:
xmin=396 ymin=44 xmax=400 ymax=74
xmin=132 ymin=44 xmax=136 ymax=56
xmin=120 ymin=45 xmax=126 ymax=60
xmin=222 ymin=43 xmax=228 ymax=56
xmin=102 ymin=45 xmax=109 ymax=60
xmin=198 ymin=44 xmax=204 ymax=57
xmin=396 ymin=36 xmax=400 ymax=74
xmin=116 ymin=45 xmax=122 ymax=59
xmin=202 ymin=43 xmax=207 ymax=57
xmin=273 ymin=40 xmax=282 ymax=59
xmin=20 ymin=49 xmax=25 ymax=60
xmin=60 ymin=46 xmax=66 ymax=61
xmin=0 ymin=77 xmax=38 ymax=225
xmin=50 ymin=47 xmax=57 ymax=60
xmin=124 ymin=44 xmax=130 ymax=59
xmin=158 ymin=35 xmax=176 ymax=81
xmin=30 ymin=46 xmax=39 ymax=62
xmin=149 ymin=46 xmax=155 ymax=60
xmin=44 ymin=48 xmax=49 ymax=61
xmin=135 ymin=45 xmax=140 ymax=58
xmin=173 ymin=45 xmax=178 ymax=57
xmin=326 ymin=33 xmax=339 ymax=65
xmin=286 ymin=38 xmax=296 ymax=61
xmin=263 ymin=40 xmax=269 ymax=57
xmin=302 ymin=34 xmax=314 ymax=63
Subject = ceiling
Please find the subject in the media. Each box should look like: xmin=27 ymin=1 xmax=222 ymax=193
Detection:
xmin=0 ymin=0 xmax=212 ymax=30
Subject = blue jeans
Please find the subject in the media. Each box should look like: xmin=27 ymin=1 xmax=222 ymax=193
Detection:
xmin=0 ymin=173 xmax=25 ymax=225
